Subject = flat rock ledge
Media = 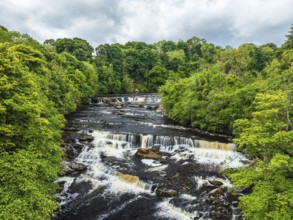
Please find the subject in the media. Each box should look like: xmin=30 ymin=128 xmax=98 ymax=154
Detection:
xmin=62 ymin=161 xmax=87 ymax=176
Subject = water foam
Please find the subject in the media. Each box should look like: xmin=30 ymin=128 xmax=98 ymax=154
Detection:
xmin=156 ymin=199 xmax=198 ymax=220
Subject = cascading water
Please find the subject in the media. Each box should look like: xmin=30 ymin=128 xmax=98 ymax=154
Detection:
xmin=55 ymin=94 xmax=248 ymax=220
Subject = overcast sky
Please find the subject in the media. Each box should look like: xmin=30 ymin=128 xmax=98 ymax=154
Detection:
xmin=1 ymin=0 xmax=292 ymax=48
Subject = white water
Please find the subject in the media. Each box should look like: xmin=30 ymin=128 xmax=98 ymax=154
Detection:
xmin=58 ymin=130 xmax=247 ymax=204
xmin=57 ymin=94 xmax=246 ymax=219
xmin=98 ymin=196 xmax=142 ymax=220
xmin=76 ymin=130 xmax=247 ymax=169
xmin=156 ymin=199 xmax=199 ymax=220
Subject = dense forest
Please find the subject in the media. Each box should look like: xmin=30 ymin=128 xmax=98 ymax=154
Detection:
xmin=0 ymin=24 xmax=292 ymax=219
xmin=0 ymin=26 xmax=98 ymax=219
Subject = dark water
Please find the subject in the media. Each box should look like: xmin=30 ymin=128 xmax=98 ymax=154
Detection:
xmin=54 ymin=94 xmax=247 ymax=220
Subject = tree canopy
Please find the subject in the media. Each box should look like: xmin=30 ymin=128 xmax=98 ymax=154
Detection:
xmin=0 ymin=27 xmax=98 ymax=219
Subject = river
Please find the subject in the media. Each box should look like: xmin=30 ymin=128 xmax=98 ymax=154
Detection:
xmin=54 ymin=94 xmax=248 ymax=220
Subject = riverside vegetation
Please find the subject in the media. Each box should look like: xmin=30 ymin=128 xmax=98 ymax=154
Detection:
xmin=0 ymin=24 xmax=292 ymax=219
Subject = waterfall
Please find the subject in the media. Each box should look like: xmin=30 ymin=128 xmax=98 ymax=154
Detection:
xmin=140 ymin=134 xmax=153 ymax=148
xmin=84 ymin=131 xmax=236 ymax=150
xmin=56 ymin=94 xmax=246 ymax=220
xmin=199 ymin=140 xmax=236 ymax=151
xmin=74 ymin=130 xmax=247 ymax=170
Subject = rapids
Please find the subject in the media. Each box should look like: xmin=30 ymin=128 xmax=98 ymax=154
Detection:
xmin=54 ymin=94 xmax=248 ymax=220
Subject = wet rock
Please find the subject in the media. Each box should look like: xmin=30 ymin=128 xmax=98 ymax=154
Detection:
xmin=156 ymin=184 xmax=179 ymax=197
xmin=209 ymin=188 xmax=225 ymax=198
xmin=62 ymin=161 xmax=87 ymax=176
xmin=56 ymin=180 xmax=67 ymax=194
xmin=151 ymin=184 xmax=158 ymax=193
xmin=146 ymin=105 xmax=159 ymax=110
xmin=79 ymin=133 xmax=94 ymax=144
xmin=67 ymin=178 xmax=93 ymax=196
xmin=209 ymin=180 xmax=223 ymax=187
xmin=110 ymin=97 xmax=117 ymax=102
xmin=154 ymin=163 xmax=200 ymax=197
xmin=115 ymin=105 xmax=123 ymax=109
xmin=61 ymin=143 xmax=84 ymax=159
xmin=201 ymin=179 xmax=225 ymax=189
xmin=61 ymin=143 xmax=75 ymax=159
xmin=135 ymin=147 xmax=161 ymax=160
xmin=62 ymin=126 xmax=81 ymax=132
xmin=91 ymin=97 xmax=100 ymax=103
xmin=109 ymin=101 xmax=118 ymax=106
xmin=231 ymin=200 xmax=238 ymax=207
xmin=155 ymin=165 xmax=198 ymax=197
xmin=210 ymin=207 xmax=231 ymax=220
xmin=57 ymin=180 xmax=67 ymax=188
xmin=199 ymin=190 xmax=233 ymax=220
xmin=102 ymin=98 xmax=111 ymax=104
xmin=208 ymin=179 xmax=224 ymax=187
xmin=150 ymin=145 xmax=160 ymax=153
xmin=207 ymin=188 xmax=229 ymax=208
xmin=158 ymin=189 xmax=178 ymax=197
xmin=194 ymin=212 xmax=205 ymax=220
xmin=116 ymin=110 xmax=125 ymax=115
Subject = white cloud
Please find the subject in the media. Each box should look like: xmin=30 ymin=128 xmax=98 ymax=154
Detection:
xmin=0 ymin=0 xmax=292 ymax=47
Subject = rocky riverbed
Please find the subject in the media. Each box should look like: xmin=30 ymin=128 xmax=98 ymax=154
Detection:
xmin=54 ymin=94 xmax=248 ymax=220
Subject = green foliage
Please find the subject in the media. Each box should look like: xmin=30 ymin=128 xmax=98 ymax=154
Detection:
xmin=0 ymin=150 xmax=61 ymax=220
xmin=53 ymin=38 xmax=94 ymax=62
xmin=146 ymin=64 xmax=169 ymax=92
xmin=160 ymin=64 xmax=259 ymax=133
xmin=160 ymin=25 xmax=293 ymax=220
xmin=0 ymin=27 xmax=99 ymax=219
xmin=228 ymin=154 xmax=293 ymax=220
xmin=166 ymin=49 xmax=186 ymax=71
xmin=44 ymin=50 xmax=99 ymax=114
xmin=234 ymin=91 xmax=293 ymax=157
xmin=282 ymin=24 xmax=293 ymax=50
xmin=216 ymin=43 xmax=261 ymax=75
xmin=93 ymin=37 xmax=219 ymax=93
xmin=1 ymin=24 xmax=292 ymax=219
xmin=98 ymin=64 xmax=122 ymax=94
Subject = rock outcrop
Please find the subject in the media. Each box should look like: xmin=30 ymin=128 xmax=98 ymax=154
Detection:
xmin=134 ymin=146 xmax=161 ymax=160
xmin=62 ymin=161 xmax=87 ymax=176
xmin=78 ymin=133 xmax=94 ymax=144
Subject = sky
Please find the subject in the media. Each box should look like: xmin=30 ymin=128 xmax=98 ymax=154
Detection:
xmin=0 ymin=0 xmax=292 ymax=48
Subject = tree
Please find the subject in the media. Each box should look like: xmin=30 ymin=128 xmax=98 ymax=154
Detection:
xmin=215 ymin=43 xmax=266 ymax=77
xmin=53 ymin=38 xmax=94 ymax=62
xmin=282 ymin=24 xmax=293 ymax=50
xmin=146 ymin=64 xmax=168 ymax=92
xmin=0 ymin=42 xmax=64 ymax=219
xmin=0 ymin=27 xmax=100 ymax=219
xmin=234 ymin=91 xmax=293 ymax=158
xmin=227 ymin=154 xmax=293 ymax=220
xmin=98 ymin=64 xmax=121 ymax=93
